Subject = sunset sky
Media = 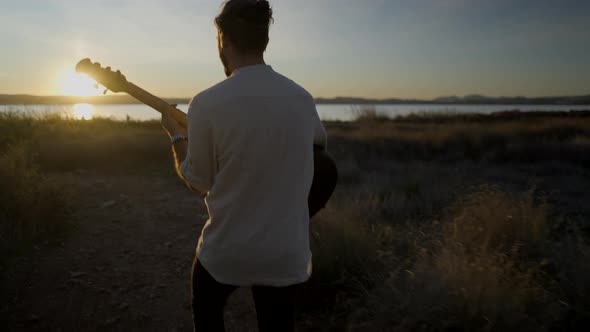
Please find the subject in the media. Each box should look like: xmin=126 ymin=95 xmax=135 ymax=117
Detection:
xmin=1 ymin=0 xmax=589 ymax=99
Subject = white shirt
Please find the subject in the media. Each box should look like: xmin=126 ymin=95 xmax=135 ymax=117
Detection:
xmin=180 ymin=64 xmax=327 ymax=286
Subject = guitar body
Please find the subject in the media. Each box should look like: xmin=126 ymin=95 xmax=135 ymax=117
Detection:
xmin=76 ymin=58 xmax=338 ymax=217
xmin=310 ymin=147 xmax=338 ymax=217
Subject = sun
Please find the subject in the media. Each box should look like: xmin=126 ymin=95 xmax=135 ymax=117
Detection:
xmin=61 ymin=71 xmax=102 ymax=96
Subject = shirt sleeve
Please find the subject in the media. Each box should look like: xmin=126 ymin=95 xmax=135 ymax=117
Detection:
xmin=179 ymin=98 xmax=216 ymax=192
xmin=312 ymin=105 xmax=327 ymax=149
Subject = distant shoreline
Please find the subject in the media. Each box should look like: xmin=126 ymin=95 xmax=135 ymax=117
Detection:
xmin=1 ymin=94 xmax=590 ymax=106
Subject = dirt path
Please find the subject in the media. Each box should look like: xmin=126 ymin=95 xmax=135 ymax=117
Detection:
xmin=3 ymin=173 xmax=259 ymax=331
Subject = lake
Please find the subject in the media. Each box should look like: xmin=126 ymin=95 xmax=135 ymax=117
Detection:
xmin=1 ymin=104 xmax=589 ymax=122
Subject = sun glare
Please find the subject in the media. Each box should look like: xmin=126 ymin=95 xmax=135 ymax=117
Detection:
xmin=73 ymin=103 xmax=94 ymax=120
xmin=61 ymin=71 xmax=101 ymax=96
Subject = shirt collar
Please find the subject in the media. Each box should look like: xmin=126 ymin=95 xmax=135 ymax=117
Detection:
xmin=231 ymin=64 xmax=273 ymax=77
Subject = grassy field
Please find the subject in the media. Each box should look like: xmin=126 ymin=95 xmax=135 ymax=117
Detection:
xmin=2 ymin=110 xmax=590 ymax=331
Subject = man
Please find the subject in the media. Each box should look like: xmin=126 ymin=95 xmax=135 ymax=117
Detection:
xmin=160 ymin=0 xmax=327 ymax=331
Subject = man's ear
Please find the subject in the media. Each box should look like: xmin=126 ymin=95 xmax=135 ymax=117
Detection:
xmin=217 ymin=31 xmax=223 ymax=48
xmin=220 ymin=33 xmax=233 ymax=52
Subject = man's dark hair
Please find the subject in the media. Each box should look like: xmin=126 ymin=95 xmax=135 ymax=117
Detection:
xmin=215 ymin=0 xmax=274 ymax=55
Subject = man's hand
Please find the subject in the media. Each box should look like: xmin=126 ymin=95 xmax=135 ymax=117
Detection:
xmin=161 ymin=107 xmax=187 ymax=138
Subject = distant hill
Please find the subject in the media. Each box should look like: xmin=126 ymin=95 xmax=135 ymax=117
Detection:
xmin=316 ymin=94 xmax=590 ymax=105
xmin=2 ymin=94 xmax=590 ymax=105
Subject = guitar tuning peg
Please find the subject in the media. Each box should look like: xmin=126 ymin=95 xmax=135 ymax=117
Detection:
xmin=103 ymin=88 xmax=109 ymax=95
xmin=106 ymin=66 xmax=111 ymax=71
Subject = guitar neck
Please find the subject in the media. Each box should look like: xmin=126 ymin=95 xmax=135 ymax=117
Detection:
xmin=125 ymin=82 xmax=187 ymax=127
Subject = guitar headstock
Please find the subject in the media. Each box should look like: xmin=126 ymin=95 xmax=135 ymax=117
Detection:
xmin=75 ymin=58 xmax=128 ymax=93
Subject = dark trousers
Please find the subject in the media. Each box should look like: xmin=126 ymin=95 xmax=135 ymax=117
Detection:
xmin=191 ymin=258 xmax=298 ymax=332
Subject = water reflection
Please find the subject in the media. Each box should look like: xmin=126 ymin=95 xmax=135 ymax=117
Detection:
xmin=73 ymin=103 xmax=94 ymax=120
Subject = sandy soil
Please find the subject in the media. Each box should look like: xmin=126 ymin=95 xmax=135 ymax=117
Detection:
xmin=3 ymin=173 xmax=261 ymax=332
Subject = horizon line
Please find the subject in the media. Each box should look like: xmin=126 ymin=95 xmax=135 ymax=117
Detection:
xmin=2 ymin=92 xmax=590 ymax=101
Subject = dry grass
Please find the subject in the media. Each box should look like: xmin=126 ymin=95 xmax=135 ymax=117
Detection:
xmin=298 ymin=112 xmax=590 ymax=331
xmin=0 ymin=112 xmax=170 ymax=262
xmin=444 ymin=186 xmax=548 ymax=257
xmin=2 ymin=111 xmax=590 ymax=330
xmin=304 ymin=183 xmax=588 ymax=331
xmin=1 ymin=111 xmax=172 ymax=173
xmin=0 ymin=143 xmax=72 ymax=262
xmin=326 ymin=116 xmax=590 ymax=166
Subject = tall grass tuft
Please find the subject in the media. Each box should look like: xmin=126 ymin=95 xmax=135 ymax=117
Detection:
xmin=0 ymin=143 xmax=72 ymax=262
xmin=298 ymin=204 xmax=382 ymax=319
xmin=0 ymin=111 xmax=36 ymax=150
xmin=444 ymin=186 xmax=549 ymax=258
xmin=408 ymin=186 xmax=554 ymax=331
xmin=353 ymin=105 xmax=390 ymax=123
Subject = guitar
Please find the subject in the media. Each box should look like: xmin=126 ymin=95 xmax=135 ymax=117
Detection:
xmin=76 ymin=58 xmax=338 ymax=217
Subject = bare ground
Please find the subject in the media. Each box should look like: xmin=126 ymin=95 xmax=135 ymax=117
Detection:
xmin=2 ymin=172 xmax=261 ymax=332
